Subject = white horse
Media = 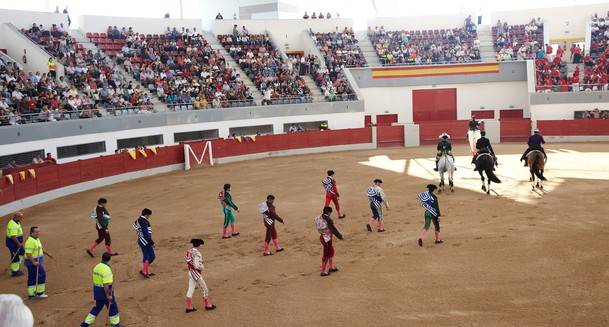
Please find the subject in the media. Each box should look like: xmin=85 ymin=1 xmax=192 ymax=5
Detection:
xmin=437 ymin=152 xmax=455 ymax=193
xmin=467 ymin=129 xmax=481 ymax=155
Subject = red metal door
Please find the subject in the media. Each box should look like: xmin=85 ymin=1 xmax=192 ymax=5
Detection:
xmin=376 ymin=114 xmax=398 ymax=126
xmin=412 ymin=88 xmax=457 ymax=122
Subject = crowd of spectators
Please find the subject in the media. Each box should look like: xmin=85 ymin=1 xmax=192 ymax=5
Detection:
xmin=21 ymin=23 xmax=154 ymax=116
xmin=575 ymin=108 xmax=609 ymax=119
xmin=0 ymin=58 xmax=100 ymax=126
xmin=370 ymin=24 xmax=480 ymax=65
xmin=219 ymin=26 xmax=312 ymax=104
xmin=115 ymin=27 xmax=255 ymax=109
xmin=493 ymin=18 xmax=544 ymax=61
xmin=312 ymin=28 xmax=367 ymax=68
xmin=535 ymin=13 xmax=609 ymax=92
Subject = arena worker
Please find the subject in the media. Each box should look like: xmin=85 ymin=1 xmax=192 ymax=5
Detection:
xmin=133 ymin=208 xmax=155 ymax=278
xmin=184 ymin=238 xmax=216 ymax=313
xmin=314 ymin=207 xmax=343 ymax=277
xmin=259 ymin=195 xmax=285 ymax=256
xmin=366 ymin=179 xmax=389 ymax=232
xmin=87 ymin=198 xmax=118 ymax=257
xmin=6 ymin=212 xmax=25 ymax=277
xmin=80 ymin=252 xmax=123 ymax=327
xmin=24 ymin=226 xmax=53 ymax=299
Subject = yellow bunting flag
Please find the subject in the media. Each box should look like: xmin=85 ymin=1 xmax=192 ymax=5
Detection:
xmin=5 ymin=174 xmax=14 ymax=185
xmin=127 ymin=150 xmax=137 ymax=160
xmin=18 ymin=171 xmax=26 ymax=181
xmin=28 ymin=169 xmax=36 ymax=178
xmin=235 ymin=136 xmax=242 ymax=143
xmin=250 ymin=135 xmax=256 ymax=142
xmin=149 ymin=147 xmax=158 ymax=155
xmin=138 ymin=149 xmax=148 ymax=158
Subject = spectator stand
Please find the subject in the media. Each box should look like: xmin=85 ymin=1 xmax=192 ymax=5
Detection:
xmin=493 ymin=18 xmax=544 ymax=61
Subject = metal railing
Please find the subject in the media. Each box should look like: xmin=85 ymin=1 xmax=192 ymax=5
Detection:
xmin=165 ymin=94 xmax=358 ymax=111
xmin=0 ymin=105 xmax=156 ymax=126
xmin=535 ymin=83 xmax=609 ymax=92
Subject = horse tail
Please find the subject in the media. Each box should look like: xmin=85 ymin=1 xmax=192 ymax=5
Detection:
xmin=485 ymin=168 xmax=501 ymax=183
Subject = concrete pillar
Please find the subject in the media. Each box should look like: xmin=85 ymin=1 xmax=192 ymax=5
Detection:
xmin=404 ymin=123 xmax=420 ymax=147
xmin=484 ymin=119 xmax=500 ymax=143
xmin=371 ymin=126 xmax=377 ymax=148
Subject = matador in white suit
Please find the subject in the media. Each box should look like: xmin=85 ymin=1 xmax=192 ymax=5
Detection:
xmin=184 ymin=238 xmax=216 ymax=313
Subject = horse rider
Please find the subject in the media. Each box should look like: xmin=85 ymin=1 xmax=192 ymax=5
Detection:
xmin=434 ymin=133 xmax=456 ymax=171
xmin=468 ymin=115 xmax=481 ymax=131
xmin=520 ymin=128 xmax=547 ymax=167
xmin=472 ymin=131 xmax=497 ymax=168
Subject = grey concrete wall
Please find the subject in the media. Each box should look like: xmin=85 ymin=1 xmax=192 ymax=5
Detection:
xmin=530 ymin=91 xmax=609 ymax=105
xmin=0 ymin=100 xmax=364 ymax=145
xmin=349 ymin=61 xmax=527 ymax=88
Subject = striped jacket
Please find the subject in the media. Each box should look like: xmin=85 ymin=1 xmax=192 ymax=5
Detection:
xmin=322 ymin=176 xmax=338 ymax=196
xmin=185 ymin=248 xmax=203 ymax=280
xmin=133 ymin=216 xmax=154 ymax=247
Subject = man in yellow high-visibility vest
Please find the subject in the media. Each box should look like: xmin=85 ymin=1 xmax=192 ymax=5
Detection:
xmin=80 ymin=252 xmax=123 ymax=327
xmin=5 ymin=212 xmax=24 ymax=277
xmin=47 ymin=57 xmax=57 ymax=79
xmin=24 ymin=226 xmax=53 ymax=299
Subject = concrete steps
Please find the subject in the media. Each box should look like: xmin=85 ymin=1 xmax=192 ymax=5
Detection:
xmin=204 ymin=31 xmax=263 ymax=104
xmin=355 ymin=31 xmax=380 ymax=67
xmin=476 ymin=25 xmax=497 ymax=62
xmin=302 ymin=75 xmax=323 ymax=101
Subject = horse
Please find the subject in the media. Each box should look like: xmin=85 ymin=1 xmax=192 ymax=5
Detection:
xmin=437 ymin=152 xmax=455 ymax=193
xmin=527 ymin=150 xmax=547 ymax=190
xmin=475 ymin=153 xmax=501 ymax=195
xmin=467 ymin=129 xmax=481 ymax=155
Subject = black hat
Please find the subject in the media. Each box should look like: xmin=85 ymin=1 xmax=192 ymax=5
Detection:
xmin=426 ymin=184 xmax=438 ymax=191
xmin=190 ymin=238 xmax=204 ymax=247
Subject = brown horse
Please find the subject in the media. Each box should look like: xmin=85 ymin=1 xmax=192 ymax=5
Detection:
xmin=527 ymin=150 xmax=546 ymax=190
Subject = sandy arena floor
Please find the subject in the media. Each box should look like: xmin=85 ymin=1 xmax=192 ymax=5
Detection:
xmin=2 ymin=142 xmax=609 ymax=326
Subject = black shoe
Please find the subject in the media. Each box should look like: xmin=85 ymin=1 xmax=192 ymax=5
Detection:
xmin=276 ymin=248 xmax=285 ymax=253
xmin=231 ymin=232 xmax=240 ymax=236
xmin=205 ymin=305 xmax=217 ymax=311
xmin=86 ymin=249 xmax=94 ymax=257
xmin=418 ymin=238 xmax=423 ymax=247
xmin=320 ymin=272 xmax=329 ymax=277
xmin=185 ymin=308 xmax=197 ymax=313
xmin=433 ymin=168 xmax=438 ymax=171
xmin=329 ymin=267 xmax=339 ymax=273
xmin=139 ymin=270 xmax=150 ymax=278
xmin=435 ymin=240 xmax=444 ymax=244
xmin=366 ymin=224 xmax=372 ymax=232
xmin=11 ymin=271 xmax=24 ymax=277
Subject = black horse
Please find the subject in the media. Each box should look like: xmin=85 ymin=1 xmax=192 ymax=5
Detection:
xmin=475 ymin=153 xmax=501 ymax=194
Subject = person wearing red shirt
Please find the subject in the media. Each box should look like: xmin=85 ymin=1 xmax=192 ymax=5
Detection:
xmin=560 ymin=78 xmax=568 ymax=92
xmin=556 ymin=46 xmax=564 ymax=58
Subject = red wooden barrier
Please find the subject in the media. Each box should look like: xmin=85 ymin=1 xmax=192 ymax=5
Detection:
xmin=419 ymin=121 xmax=469 ymax=145
xmin=0 ymin=129 xmax=374 ymax=207
xmin=537 ymin=120 xmax=609 ymax=136
xmin=500 ymin=119 xmax=531 ymax=142
xmin=471 ymin=110 xmax=495 ymax=119
xmin=377 ymin=125 xmax=404 ymax=147
xmin=500 ymin=109 xmax=524 ymax=119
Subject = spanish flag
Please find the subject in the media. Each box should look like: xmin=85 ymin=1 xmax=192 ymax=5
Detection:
xmin=5 ymin=174 xmax=13 ymax=185
xmin=127 ymin=150 xmax=137 ymax=160
xmin=18 ymin=171 xmax=26 ymax=181
xmin=28 ymin=169 xmax=36 ymax=178
xmin=138 ymin=148 xmax=148 ymax=158
xmin=371 ymin=63 xmax=500 ymax=79
xmin=149 ymin=147 xmax=158 ymax=155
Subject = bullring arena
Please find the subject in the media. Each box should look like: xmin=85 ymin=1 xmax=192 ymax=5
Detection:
xmin=2 ymin=1 xmax=609 ymax=326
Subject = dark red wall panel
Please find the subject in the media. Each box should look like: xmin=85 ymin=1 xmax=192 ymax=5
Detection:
xmin=0 ymin=176 xmax=16 ymax=205
xmin=58 ymin=161 xmax=82 ymax=187
xmin=471 ymin=110 xmax=495 ymax=119
xmin=500 ymin=119 xmax=531 ymax=142
xmin=413 ymin=88 xmax=457 ymax=122
xmin=537 ymin=120 xmax=609 ymax=136
xmin=376 ymin=114 xmax=398 ymax=126
xmin=35 ymin=165 xmax=60 ymax=193
xmin=500 ymin=109 xmax=524 ymax=119
xmin=377 ymin=125 xmax=404 ymax=147
xmin=80 ymin=157 xmax=104 ymax=182
xmin=419 ymin=121 xmax=469 ymax=145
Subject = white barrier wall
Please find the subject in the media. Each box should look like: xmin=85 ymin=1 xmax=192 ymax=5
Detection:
xmin=368 ymin=14 xmax=470 ymax=31
xmin=0 ymin=111 xmax=364 ymax=163
xmin=213 ymin=18 xmax=353 ymax=52
xmin=530 ymin=102 xmax=609 ymax=120
xmin=492 ymin=3 xmax=609 ymax=41
xmin=0 ymin=9 xmax=68 ymax=29
xmin=359 ymin=81 xmax=529 ymax=123
xmin=79 ymin=15 xmax=202 ymax=34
